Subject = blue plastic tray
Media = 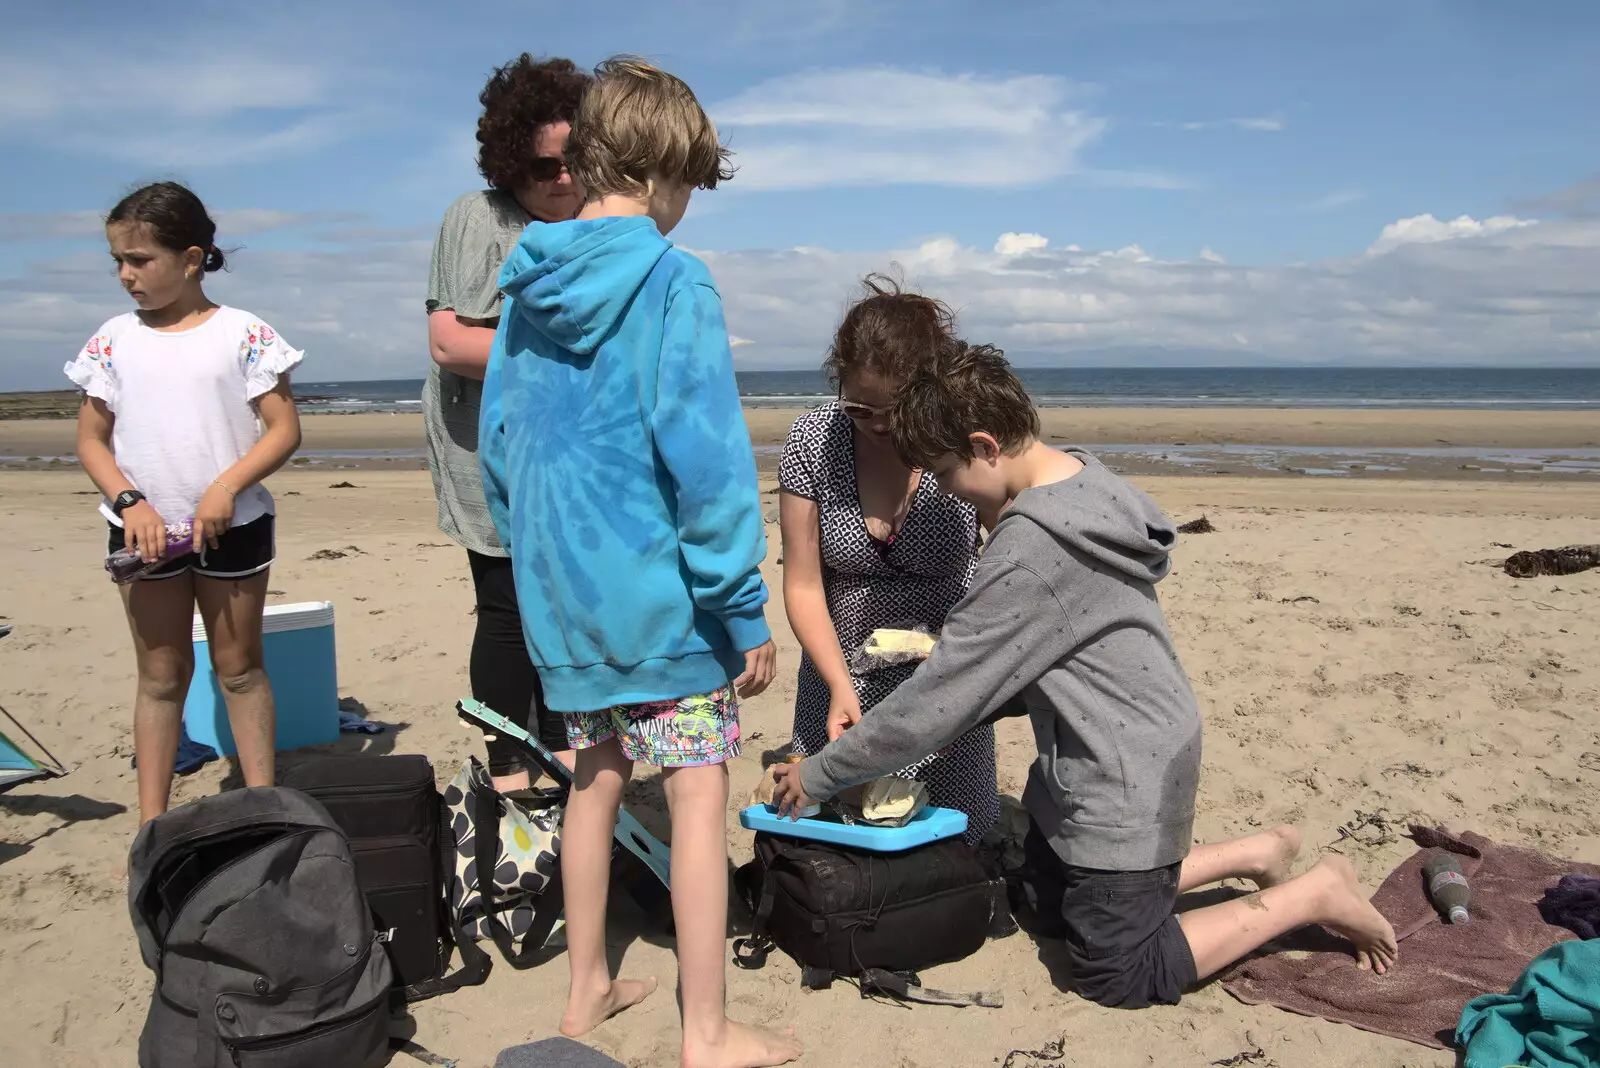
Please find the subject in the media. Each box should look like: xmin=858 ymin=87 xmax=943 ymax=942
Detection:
xmin=739 ymin=803 xmax=967 ymax=852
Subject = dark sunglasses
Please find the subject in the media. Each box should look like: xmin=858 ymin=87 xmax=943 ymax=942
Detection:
xmin=839 ymin=399 xmax=889 ymax=421
xmin=527 ymin=156 xmax=570 ymax=183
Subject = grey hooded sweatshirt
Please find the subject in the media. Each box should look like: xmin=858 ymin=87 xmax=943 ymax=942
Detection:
xmin=799 ymin=451 xmax=1202 ymax=871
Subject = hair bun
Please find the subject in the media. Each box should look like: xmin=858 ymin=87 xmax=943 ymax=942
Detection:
xmin=203 ymin=245 xmax=227 ymax=273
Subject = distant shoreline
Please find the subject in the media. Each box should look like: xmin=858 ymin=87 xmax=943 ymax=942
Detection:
xmin=4 ymin=407 xmax=1597 ymax=481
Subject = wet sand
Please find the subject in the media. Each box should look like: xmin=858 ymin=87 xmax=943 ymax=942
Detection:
xmin=4 ymin=407 xmax=1599 ymax=482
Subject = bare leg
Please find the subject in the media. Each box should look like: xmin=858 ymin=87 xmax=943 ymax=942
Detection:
xmin=665 ymin=763 xmax=801 ymax=1068
xmin=1179 ymin=825 xmax=1302 ymax=892
xmin=194 ymin=570 xmax=275 ymax=788
xmin=1177 ymin=855 xmax=1399 ymax=979
xmin=559 ymin=739 xmax=657 ymax=1037
xmin=122 ymin=573 xmax=199 ymax=823
xmin=491 ymin=769 xmax=532 ymax=793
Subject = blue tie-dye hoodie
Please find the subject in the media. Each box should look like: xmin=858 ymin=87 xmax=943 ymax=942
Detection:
xmin=479 ymin=216 xmax=771 ymax=712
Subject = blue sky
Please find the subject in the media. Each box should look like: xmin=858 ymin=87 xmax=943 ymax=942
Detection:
xmin=2 ymin=0 xmax=1598 ymax=388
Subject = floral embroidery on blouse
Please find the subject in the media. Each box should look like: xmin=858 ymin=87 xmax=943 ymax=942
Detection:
xmin=238 ymin=323 xmax=277 ymax=366
xmin=84 ymin=335 xmax=113 ymax=370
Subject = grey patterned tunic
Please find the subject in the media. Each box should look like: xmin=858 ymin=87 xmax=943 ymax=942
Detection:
xmin=779 ymin=403 xmax=1000 ymax=843
xmin=423 ymin=189 xmax=532 ymax=555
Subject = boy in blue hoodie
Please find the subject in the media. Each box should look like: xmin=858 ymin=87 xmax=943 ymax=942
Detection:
xmin=480 ymin=56 xmax=800 ymax=1068
xmin=772 ymin=344 xmax=1399 ymax=1010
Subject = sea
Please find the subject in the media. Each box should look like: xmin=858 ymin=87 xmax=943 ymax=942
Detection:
xmin=295 ymin=367 xmax=1600 ymax=414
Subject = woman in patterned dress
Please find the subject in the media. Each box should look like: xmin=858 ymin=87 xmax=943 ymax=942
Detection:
xmin=778 ymin=277 xmax=1000 ymax=842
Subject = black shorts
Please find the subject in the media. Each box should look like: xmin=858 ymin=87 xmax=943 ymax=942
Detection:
xmin=108 ymin=513 xmax=276 ymax=581
xmin=1021 ymin=820 xmax=1198 ymax=1009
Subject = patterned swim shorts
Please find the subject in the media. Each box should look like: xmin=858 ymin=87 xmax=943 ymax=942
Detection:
xmin=564 ymin=686 xmax=741 ymax=768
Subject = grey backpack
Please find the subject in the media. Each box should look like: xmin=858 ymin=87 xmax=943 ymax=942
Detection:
xmin=128 ymin=787 xmax=395 ymax=1068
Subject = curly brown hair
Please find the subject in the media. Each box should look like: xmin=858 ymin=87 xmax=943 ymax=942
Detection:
xmin=823 ymin=273 xmax=959 ymax=389
xmin=890 ymin=342 xmax=1040 ymax=469
xmin=477 ymin=55 xmax=592 ymax=191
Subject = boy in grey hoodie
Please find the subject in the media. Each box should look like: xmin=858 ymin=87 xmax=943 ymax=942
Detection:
xmin=772 ymin=343 xmax=1398 ymax=1009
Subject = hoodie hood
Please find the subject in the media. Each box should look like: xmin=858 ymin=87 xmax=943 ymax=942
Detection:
xmin=1005 ymin=449 xmax=1176 ymax=584
xmin=498 ymin=216 xmax=671 ymax=358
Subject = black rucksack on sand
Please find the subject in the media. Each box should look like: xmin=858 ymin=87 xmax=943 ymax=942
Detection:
xmin=733 ymin=832 xmax=1002 ymax=997
xmin=281 ymin=754 xmax=493 ymax=1001
xmin=127 ymin=786 xmax=394 ymax=1068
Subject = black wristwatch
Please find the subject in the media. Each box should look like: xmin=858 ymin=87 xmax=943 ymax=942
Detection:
xmin=112 ymin=490 xmax=147 ymax=517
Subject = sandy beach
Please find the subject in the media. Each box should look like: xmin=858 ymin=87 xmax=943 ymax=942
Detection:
xmin=3 ymin=416 xmax=1599 ymax=1067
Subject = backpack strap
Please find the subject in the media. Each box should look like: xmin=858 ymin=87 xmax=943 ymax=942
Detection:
xmin=471 ymin=780 xmax=565 ymax=969
xmin=858 ymin=968 xmax=1004 ymax=1009
xmin=402 ymin=927 xmax=492 ymax=1002
xmin=731 ymin=850 xmax=777 ymax=970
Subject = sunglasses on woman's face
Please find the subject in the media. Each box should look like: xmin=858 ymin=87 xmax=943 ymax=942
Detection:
xmin=839 ymin=399 xmax=890 ymax=422
xmin=527 ymin=156 xmax=570 ymax=183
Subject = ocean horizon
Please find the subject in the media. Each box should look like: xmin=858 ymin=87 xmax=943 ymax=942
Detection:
xmin=292 ymin=366 xmax=1600 ymax=414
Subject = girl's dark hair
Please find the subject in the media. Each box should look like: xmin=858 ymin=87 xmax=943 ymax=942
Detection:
xmin=106 ymin=181 xmax=226 ymax=271
xmin=477 ymin=55 xmax=592 ymax=190
xmin=824 ymin=273 xmax=959 ymax=389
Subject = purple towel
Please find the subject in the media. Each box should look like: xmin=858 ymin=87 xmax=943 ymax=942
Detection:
xmin=1538 ymin=874 xmax=1600 ymax=940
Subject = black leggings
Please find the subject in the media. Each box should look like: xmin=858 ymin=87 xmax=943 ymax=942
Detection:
xmin=467 ymin=550 xmax=568 ymax=775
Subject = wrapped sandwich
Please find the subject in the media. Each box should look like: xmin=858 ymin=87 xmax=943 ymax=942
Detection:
xmin=851 ymin=627 xmax=937 ymax=674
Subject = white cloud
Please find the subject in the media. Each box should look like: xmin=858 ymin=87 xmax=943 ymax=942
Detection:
xmin=711 ymin=68 xmax=1108 ymax=190
xmin=0 ymin=210 xmax=348 ymax=244
xmin=1160 ymin=117 xmax=1285 ymax=132
xmin=1366 ymin=213 xmax=1536 ymax=255
xmin=5 ymin=211 xmax=1597 ymax=390
xmin=1084 ymin=169 xmax=1191 ymax=190
xmin=689 ymin=213 xmax=1600 ymax=368
xmin=1312 ymin=190 xmax=1366 ymax=211
xmin=995 ymin=232 xmax=1050 ymax=255
xmin=0 ymin=44 xmax=360 ymax=166
xmin=1197 ymin=246 xmax=1226 ymax=264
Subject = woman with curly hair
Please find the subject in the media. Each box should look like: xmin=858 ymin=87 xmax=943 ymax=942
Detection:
xmin=423 ymin=54 xmax=590 ymax=793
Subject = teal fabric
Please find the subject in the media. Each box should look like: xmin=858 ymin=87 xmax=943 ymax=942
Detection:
xmin=1456 ymin=938 xmax=1600 ymax=1068
xmin=480 ymin=216 xmax=770 ymax=712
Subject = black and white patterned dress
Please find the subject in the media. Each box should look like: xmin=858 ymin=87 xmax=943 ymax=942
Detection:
xmin=779 ymin=403 xmax=999 ymax=843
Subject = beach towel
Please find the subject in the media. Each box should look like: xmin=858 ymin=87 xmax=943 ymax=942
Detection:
xmin=1455 ymin=938 xmax=1600 ymax=1068
xmin=1223 ymin=827 xmax=1600 ymax=1049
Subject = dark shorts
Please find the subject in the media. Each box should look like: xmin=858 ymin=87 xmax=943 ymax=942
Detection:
xmin=1021 ymin=820 xmax=1198 ymax=1009
xmin=108 ymin=513 xmax=275 ymax=581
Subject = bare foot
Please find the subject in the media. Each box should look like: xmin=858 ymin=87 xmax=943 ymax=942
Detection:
xmin=1250 ymin=825 xmax=1303 ymax=889
xmin=559 ymin=977 xmax=658 ymax=1038
xmin=682 ymin=1020 xmax=803 ymax=1068
xmin=1311 ymin=856 xmax=1399 ymax=974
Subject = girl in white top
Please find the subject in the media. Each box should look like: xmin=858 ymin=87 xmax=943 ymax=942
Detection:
xmin=66 ymin=182 xmax=304 ymax=823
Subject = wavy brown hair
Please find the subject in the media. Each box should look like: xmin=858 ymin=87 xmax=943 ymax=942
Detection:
xmin=476 ymin=55 xmax=591 ymax=191
xmin=890 ymin=342 xmax=1040 ymax=469
xmin=823 ymin=274 xmax=959 ymax=389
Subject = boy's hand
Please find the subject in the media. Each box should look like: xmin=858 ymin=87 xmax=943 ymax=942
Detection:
xmin=770 ymin=762 xmax=815 ymax=820
xmin=826 ymin=686 xmax=862 ymax=742
xmin=733 ymin=639 xmax=777 ymax=699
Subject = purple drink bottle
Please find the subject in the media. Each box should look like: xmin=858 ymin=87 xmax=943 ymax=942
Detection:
xmin=105 ymin=519 xmax=195 ymax=583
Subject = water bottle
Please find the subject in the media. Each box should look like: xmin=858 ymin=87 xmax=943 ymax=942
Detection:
xmin=1424 ymin=853 xmax=1473 ymax=924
